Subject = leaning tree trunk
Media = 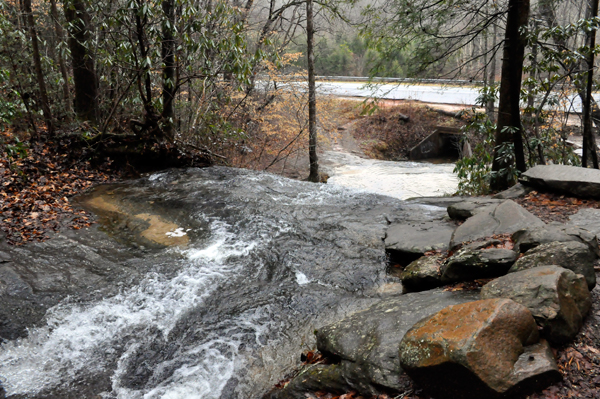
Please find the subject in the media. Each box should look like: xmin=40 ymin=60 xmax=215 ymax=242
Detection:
xmin=490 ymin=0 xmax=530 ymax=191
xmin=487 ymin=23 xmax=498 ymax=123
xmin=306 ymin=0 xmax=319 ymax=182
xmin=582 ymin=0 xmax=600 ymax=168
xmin=23 ymin=0 xmax=54 ymax=136
xmin=64 ymin=0 xmax=99 ymax=123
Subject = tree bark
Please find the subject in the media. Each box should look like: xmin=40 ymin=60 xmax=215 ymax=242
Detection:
xmin=490 ymin=0 xmax=530 ymax=191
xmin=64 ymin=0 xmax=99 ymax=123
xmin=161 ymin=0 xmax=176 ymax=141
xmin=23 ymin=0 xmax=54 ymax=136
xmin=486 ymin=23 xmax=497 ymax=122
xmin=49 ymin=0 xmax=72 ymax=117
xmin=582 ymin=0 xmax=600 ymax=168
xmin=307 ymin=0 xmax=319 ymax=182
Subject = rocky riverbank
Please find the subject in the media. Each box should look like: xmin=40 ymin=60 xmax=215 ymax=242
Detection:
xmin=266 ymin=165 xmax=600 ymax=399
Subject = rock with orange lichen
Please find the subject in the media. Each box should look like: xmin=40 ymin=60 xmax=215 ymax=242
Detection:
xmin=399 ymin=298 xmax=561 ymax=399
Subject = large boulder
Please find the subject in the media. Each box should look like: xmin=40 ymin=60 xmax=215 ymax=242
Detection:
xmin=400 ymin=254 xmax=444 ymax=292
xmin=512 ymin=225 xmax=599 ymax=256
xmin=449 ymin=200 xmax=545 ymax=249
xmin=568 ymin=208 xmax=600 ymax=237
xmin=481 ymin=266 xmax=591 ymax=344
xmin=509 ymin=241 xmax=596 ymax=289
xmin=520 ymin=164 xmax=600 ymax=199
xmin=271 ymin=289 xmax=477 ymax=398
xmin=399 ymin=299 xmax=561 ymax=399
xmin=385 ymin=220 xmax=456 ymax=265
xmin=447 ymin=199 xmax=502 ymax=220
xmin=441 ymin=248 xmax=518 ymax=284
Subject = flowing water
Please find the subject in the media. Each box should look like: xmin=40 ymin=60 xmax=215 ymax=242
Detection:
xmin=0 ymin=167 xmax=453 ymax=399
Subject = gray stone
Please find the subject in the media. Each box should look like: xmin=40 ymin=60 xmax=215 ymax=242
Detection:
xmin=493 ymin=183 xmax=534 ymax=199
xmin=450 ymin=200 xmax=545 ymax=249
xmin=520 ymin=164 xmax=600 ymax=198
xmin=481 ymin=266 xmax=591 ymax=344
xmin=568 ymin=208 xmax=600 ymax=237
xmin=385 ymin=220 xmax=456 ymax=265
xmin=304 ymin=289 xmax=479 ymax=395
xmin=399 ymin=299 xmax=560 ymax=399
xmin=509 ymin=241 xmax=596 ymax=289
xmin=447 ymin=198 xmax=502 ymax=220
xmin=512 ymin=225 xmax=600 ymax=256
xmin=0 ymin=251 xmax=10 ymax=263
xmin=400 ymin=254 xmax=443 ymax=292
xmin=441 ymin=247 xmax=519 ymax=283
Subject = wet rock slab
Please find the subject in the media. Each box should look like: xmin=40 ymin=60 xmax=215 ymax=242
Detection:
xmin=509 ymin=241 xmax=597 ymax=289
xmin=450 ymin=200 xmax=545 ymax=249
xmin=399 ymin=298 xmax=561 ymax=399
xmin=521 ymin=164 xmax=600 ymax=199
xmin=481 ymin=266 xmax=591 ymax=344
xmin=385 ymin=219 xmax=456 ymax=265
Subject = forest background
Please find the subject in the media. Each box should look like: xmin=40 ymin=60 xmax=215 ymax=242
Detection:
xmin=2 ymin=0 xmax=600 ymax=225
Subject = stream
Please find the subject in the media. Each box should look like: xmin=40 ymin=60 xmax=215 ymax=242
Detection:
xmin=0 ymin=153 xmax=457 ymax=398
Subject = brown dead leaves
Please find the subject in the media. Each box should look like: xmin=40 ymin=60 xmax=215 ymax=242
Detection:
xmin=1 ymin=135 xmax=119 ymax=245
xmin=515 ymin=191 xmax=600 ymax=223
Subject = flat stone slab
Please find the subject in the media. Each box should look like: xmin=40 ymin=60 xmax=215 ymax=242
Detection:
xmin=447 ymin=198 xmax=503 ymax=220
xmin=493 ymin=183 xmax=534 ymax=199
xmin=450 ymin=200 xmax=545 ymax=249
xmin=568 ymin=208 xmax=600 ymax=237
xmin=385 ymin=220 xmax=456 ymax=265
xmin=520 ymin=165 xmax=600 ymax=199
xmin=512 ymin=225 xmax=600 ymax=256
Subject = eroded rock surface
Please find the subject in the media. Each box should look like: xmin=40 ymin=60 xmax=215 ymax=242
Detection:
xmin=509 ymin=241 xmax=597 ymax=289
xmin=399 ymin=298 xmax=561 ymax=399
xmin=568 ymin=208 xmax=600 ymax=236
xmin=449 ymin=200 xmax=544 ymax=249
xmin=481 ymin=266 xmax=591 ymax=344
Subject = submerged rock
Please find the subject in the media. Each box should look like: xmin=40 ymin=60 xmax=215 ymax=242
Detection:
xmin=520 ymin=164 xmax=600 ymax=199
xmin=509 ymin=241 xmax=597 ymax=289
xmin=481 ymin=266 xmax=591 ymax=344
xmin=399 ymin=298 xmax=561 ymax=399
xmin=449 ymin=200 xmax=544 ymax=249
xmin=441 ymin=247 xmax=518 ymax=283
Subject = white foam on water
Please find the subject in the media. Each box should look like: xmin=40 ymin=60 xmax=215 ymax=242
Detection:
xmin=0 ymin=219 xmax=261 ymax=398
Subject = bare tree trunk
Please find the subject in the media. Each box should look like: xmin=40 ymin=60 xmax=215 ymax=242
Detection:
xmin=486 ymin=23 xmax=497 ymax=122
xmin=64 ymin=0 xmax=99 ymax=123
xmin=583 ymin=0 xmax=600 ymax=168
xmin=49 ymin=0 xmax=72 ymax=117
xmin=307 ymin=0 xmax=319 ymax=182
xmin=161 ymin=0 xmax=176 ymax=141
xmin=23 ymin=0 xmax=54 ymax=136
xmin=491 ymin=0 xmax=530 ymax=191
